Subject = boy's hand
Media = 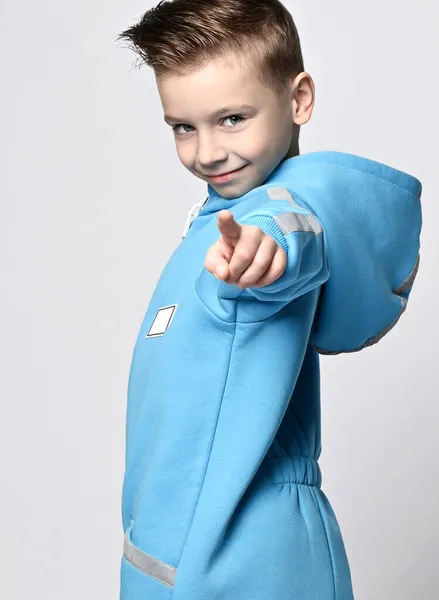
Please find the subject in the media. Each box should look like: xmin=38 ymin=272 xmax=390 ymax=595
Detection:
xmin=204 ymin=210 xmax=287 ymax=289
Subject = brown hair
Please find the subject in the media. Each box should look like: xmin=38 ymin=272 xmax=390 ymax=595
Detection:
xmin=116 ymin=0 xmax=305 ymax=97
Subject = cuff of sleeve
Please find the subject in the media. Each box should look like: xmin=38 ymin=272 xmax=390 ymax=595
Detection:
xmin=241 ymin=215 xmax=289 ymax=254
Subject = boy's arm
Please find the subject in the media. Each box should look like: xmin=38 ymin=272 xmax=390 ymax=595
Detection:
xmin=196 ymin=187 xmax=329 ymax=319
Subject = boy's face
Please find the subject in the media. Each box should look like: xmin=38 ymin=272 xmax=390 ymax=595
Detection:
xmin=157 ymin=52 xmax=314 ymax=199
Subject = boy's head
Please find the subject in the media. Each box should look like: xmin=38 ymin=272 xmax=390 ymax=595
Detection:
xmin=118 ymin=0 xmax=315 ymax=199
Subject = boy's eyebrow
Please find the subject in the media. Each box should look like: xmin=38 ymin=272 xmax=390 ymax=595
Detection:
xmin=164 ymin=104 xmax=254 ymax=124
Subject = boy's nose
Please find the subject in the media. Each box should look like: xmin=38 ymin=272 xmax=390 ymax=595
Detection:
xmin=196 ymin=136 xmax=228 ymax=167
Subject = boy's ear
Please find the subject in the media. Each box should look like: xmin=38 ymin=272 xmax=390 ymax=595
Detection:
xmin=291 ymin=72 xmax=315 ymax=126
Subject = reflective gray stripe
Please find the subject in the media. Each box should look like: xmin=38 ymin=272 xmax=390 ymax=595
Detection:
xmin=274 ymin=211 xmax=323 ymax=237
xmin=267 ymin=186 xmax=304 ymax=210
xmin=267 ymin=187 xmax=323 ymax=237
xmin=123 ymin=521 xmax=177 ymax=588
xmin=312 ymin=253 xmax=421 ymax=355
xmin=394 ymin=253 xmax=420 ymax=295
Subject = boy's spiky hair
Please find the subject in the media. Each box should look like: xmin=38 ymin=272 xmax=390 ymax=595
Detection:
xmin=117 ymin=0 xmax=305 ymax=98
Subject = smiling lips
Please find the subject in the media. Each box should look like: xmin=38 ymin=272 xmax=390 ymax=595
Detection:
xmin=208 ymin=165 xmax=247 ymax=183
xmin=217 ymin=166 xmax=244 ymax=176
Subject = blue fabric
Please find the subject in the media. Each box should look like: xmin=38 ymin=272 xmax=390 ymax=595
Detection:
xmin=120 ymin=151 xmax=422 ymax=599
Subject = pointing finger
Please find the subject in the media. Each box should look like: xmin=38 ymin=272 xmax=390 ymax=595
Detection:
xmin=217 ymin=210 xmax=242 ymax=245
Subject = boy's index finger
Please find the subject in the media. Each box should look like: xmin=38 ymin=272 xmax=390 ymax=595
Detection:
xmin=217 ymin=210 xmax=242 ymax=243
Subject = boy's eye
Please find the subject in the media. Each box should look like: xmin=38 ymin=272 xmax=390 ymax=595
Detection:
xmin=223 ymin=115 xmax=245 ymax=127
xmin=172 ymin=124 xmax=194 ymax=134
xmin=172 ymin=114 xmax=246 ymax=135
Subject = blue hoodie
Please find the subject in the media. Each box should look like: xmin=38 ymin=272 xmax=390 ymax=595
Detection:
xmin=120 ymin=151 xmax=422 ymax=600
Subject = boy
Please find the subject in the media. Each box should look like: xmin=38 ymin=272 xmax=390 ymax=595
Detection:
xmin=116 ymin=1 xmax=422 ymax=598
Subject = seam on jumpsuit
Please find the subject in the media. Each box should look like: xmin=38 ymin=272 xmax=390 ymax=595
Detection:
xmin=309 ymin=486 xmax=337 ymax=600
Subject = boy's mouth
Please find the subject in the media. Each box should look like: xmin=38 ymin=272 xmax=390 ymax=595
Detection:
xmin=208 ymin=164 xmax=248 ymax=183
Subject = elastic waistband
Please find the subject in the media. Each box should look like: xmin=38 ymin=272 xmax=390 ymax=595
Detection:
xmin=259 ymin=454 xmax=322 ymax=487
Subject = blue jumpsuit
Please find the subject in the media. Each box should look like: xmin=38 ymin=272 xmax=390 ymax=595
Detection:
xmin=120 ymin=151 xmax=422 ymax=599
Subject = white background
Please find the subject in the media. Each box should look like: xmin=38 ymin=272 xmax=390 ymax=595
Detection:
xmin=1 ymin=0 xmax=437 ymax=597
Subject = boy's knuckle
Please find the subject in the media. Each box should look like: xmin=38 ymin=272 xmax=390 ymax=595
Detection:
xmin=237 ymin=249 xmax=252 ymax=262
xmin=252 ymin=256 xmax=268 ymax=269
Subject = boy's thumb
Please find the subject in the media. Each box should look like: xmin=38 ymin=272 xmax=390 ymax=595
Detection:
xmin=215 ymin=262 xmax=229 ymax=280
